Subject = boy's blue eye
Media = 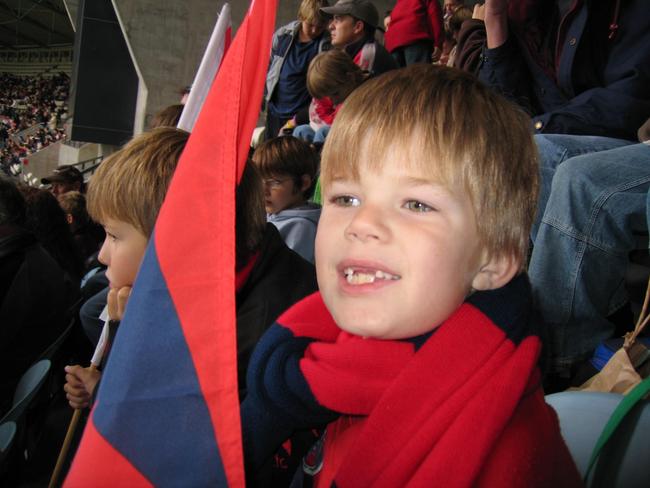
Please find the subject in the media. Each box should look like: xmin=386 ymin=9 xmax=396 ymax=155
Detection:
xmin=332 ymin=195 xmax=360 ymax=207
xmin=404 ymin=200 xmax=434 ymax=213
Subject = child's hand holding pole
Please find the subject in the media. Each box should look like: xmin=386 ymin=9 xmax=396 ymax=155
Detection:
xmin=49 ymin=286 xmax=131 ymax=487
xmin=63 ymin=365 xmax=100 ymax=409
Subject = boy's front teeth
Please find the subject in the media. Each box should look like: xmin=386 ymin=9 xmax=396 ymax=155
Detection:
xmin=343 ymin=267 xmax=400 ymax=284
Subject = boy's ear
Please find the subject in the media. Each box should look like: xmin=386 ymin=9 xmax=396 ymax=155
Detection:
xmin=353 ymin=20 xmax=364 ymax=35
xmin=66 ymin=213 xmax=74 ymax=225
xmin=299 ymin=174 xmax=312 ymax=193
xmin=471 ymin=253 xmax=519 ymax=292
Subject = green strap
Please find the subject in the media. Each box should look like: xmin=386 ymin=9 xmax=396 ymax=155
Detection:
xmin=584 ymin=375 xmax=650 ymax=481
xmin=311 ymin=176 xmax=322 ymax=205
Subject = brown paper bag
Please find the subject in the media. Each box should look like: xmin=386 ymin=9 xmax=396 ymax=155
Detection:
xmin=572 ymin=279 xmax=650 ymax=394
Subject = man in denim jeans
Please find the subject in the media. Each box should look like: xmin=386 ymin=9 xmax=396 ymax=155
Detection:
xmin=530 ymin=122 xmax=650 ymax=387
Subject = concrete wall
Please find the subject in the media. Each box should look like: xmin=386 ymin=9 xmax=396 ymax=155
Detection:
xmin=25 ymin=140 xmax=111 ymax=182
xmin=110 ymin=0 xmax=397 ymax=130
xmin=111 ymin=0 xmax=220 ymax=129
xmin=65 ymin=0 xmax=481 ymax=144
xmin=22 ymin=141 xmax=62 ymax=181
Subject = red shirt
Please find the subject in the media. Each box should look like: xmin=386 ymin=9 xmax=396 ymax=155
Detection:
xmin=384 ymin=0 xmax=443 ymax=52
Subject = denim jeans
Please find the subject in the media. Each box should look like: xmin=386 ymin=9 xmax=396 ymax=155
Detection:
xmin=293 ymin=124 xmax=330 ymax=144
xmin=390 ymin=39 xmax=433 ymax=67
xmin=529 ymin=135 xmax=650 ymax=374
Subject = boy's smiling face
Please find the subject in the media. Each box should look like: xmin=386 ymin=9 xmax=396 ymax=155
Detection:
xmin=98 ymin=218 xmax=148 ymax=289
xmin=315 ymin=143 xmax=488 ymax=340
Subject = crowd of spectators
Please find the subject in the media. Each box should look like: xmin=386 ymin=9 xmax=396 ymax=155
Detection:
xmin=0 ymin=73 xmax=69 ymax=176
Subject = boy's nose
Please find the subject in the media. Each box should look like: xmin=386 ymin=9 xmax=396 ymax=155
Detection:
xmin=98 ymin=238 xmax=110 ymax=266
xmin=344 ymin=204 xmax=389 ymax=243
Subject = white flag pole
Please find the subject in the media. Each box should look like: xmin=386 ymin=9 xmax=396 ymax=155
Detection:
xmin=177 ymin=3 xmax=232 ymax=132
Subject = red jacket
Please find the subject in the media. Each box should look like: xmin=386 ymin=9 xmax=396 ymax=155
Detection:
xmin=384 ymin=0 xmax=443 ymax=52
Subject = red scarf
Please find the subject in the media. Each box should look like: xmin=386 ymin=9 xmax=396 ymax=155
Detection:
xmin=242 ymin=275 xmax=581 ymax=487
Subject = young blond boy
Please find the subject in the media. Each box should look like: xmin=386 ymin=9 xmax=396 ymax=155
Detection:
xmin=241 ymin=66 xmax=581 ymax=486
xmin=65 ymin=128 xmax=318 ymax=407
xmin=64 ymin=128 xmax=188 ymax=408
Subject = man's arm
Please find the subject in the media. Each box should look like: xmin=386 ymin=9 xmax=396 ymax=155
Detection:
xmin=483 ymin=0 xmax=508 ymax=49
xmin=477 ymin=33 xmax=536 ymax=114
xmin=476 ymin=0 xmax=536 ymax=112
xmin=531 ymin=76 xmax=650 ymax=140
xmin=263 ymin=27 xmax=283 ymax=110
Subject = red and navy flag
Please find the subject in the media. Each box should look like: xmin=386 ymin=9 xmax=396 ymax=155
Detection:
xmin=65 ymin=0 xmax=277 ymax=485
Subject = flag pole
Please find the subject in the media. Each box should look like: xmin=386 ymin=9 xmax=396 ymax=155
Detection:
xmin=48 ymin=315 xmax=115 ymax=488
xmin=47 ymin=365 xmax=97 ymax=488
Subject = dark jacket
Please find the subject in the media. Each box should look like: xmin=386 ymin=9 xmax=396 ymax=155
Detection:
xmin=0 ymin=226 xmax=75 ymax=414
xmin=460 ymin=0 xmax=650 ymax=141
xmin=236 ymin=224 xmax=318 ymax=397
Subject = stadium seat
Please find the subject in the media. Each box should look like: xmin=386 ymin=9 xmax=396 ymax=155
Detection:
xmin=0 ymin=421 xmax=17 ymax=480
xmin=0 ymin=359 xmax=51 ymax=425
xmin=546 ymin=391 xmax=650 ymax=487
xmin=0 ymin=421 xmax=16 ymax=461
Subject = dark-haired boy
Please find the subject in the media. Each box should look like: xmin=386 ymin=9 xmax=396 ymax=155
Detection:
xmin=252 ymin=136 xmax=320 ymax=263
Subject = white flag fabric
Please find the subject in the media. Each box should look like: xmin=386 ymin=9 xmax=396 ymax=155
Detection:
xmin=177 ymin=3 xmax=232 ymax=132
xmin=90 ymin=306 xmax=110 ymax=366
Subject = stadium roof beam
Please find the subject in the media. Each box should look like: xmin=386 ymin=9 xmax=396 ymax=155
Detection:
xmin=0 ymin=23 xmax=47 ymax=48
xmin=40 ymin=0 xmax=69 ymax=18
xmin=0 ymin=3 xmax=72 ymax=41
xmin=0 ymin=39 xmax=17 ymax=50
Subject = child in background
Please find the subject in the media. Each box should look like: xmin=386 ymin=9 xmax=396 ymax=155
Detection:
xmin=242 ymin=66 xmax=581 ymax=486
xmin=252 ymin=136 xmax=320 ymax=263
xmin=292 ymin=49 xmax=368 ymax=145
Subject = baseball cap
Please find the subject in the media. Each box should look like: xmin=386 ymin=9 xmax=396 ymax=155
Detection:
xmin=321 ymin=0 xmax=381 ymax=30
xmin=41 ymin=165 xmax=83 ymax=185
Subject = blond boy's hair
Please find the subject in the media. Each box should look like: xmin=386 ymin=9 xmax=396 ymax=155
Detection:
xmin=298 ymin=0 xmax=329 ymax=26
xmin=307 ymin=50 xmax=367 ymax=101
xmin=321 ymin=65 xmax=538 ymax=269
xmin=151 ymin=104 xmax=184 ymax=129
xmin=87 ymin=128 xmax=188 ymax=238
